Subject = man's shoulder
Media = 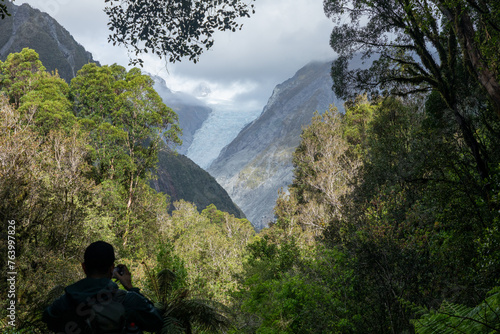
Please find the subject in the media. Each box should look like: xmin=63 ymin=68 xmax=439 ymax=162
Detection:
xmin=122 ymin=288 xmax=150 ymax=305
xmin=45 ymin=278 xmax=120 ymax=317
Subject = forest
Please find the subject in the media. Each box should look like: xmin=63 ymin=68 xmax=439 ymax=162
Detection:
xmin=1 ymin=0 xmax=500 ymax=333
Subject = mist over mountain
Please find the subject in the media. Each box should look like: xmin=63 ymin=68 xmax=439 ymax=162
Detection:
xmin=208 ymin=61 xmax=343 ymax=230
xmin=151 ymin=75 xmax=212 ymax=155
xmin=0 ymin=1 xmax=97 ymax=83
xmin=150 ymin=74 xmax=263 ymax=168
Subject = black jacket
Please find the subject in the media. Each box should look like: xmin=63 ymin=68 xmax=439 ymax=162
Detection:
xmin=43 ymin=277 xmax=162 ymax=333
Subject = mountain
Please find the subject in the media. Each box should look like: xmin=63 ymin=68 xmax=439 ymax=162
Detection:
xmin=151 ymin=75 xmax=212 ymax=155
xmin=0 ymin=2 xmax=97 ymax=82
xmin=151 ymin=149 xmax=245 ymax=218
xmin=208 ymin=61 xmax=342 ymax=230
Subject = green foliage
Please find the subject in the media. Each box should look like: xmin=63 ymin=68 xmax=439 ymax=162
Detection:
xmin=342 ymin=95 xmax=376 ymax=156
xmin=3 ymin=6 xmax=500 ymax=331
xmin=20 ymin=72 xmax=75 ymax=135
xmin=70 ymin=63 xmax=182 ymax=188
xmin=332 ymin=96 xmax=500 ymax=332
xmin=0 ymin=48 xmax=46 ymax=107
xmin=0 ymin=48 xmax=75 ymax=135
xmin=144 ymin=243 xmax=232 ymax=334
xmin=68 ymin=62 xmax=183 ymax=258
xmin=0 ymin=95 xmax=91 ymax=331
xmin=269 ymin=92 xmax=500 ymax=333
xmin=163 ymin=201 xmax=255 ymax=304
xmin=235 ymin=229 xmax=360 ymax=333
xmin=0 ymin=49 xmax=182 ymax=331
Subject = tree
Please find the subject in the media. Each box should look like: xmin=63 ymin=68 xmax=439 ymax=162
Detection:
xmin=234 ymin=225 xmax=360 ymax=333
xmin=104 ymin=0 xmax=256 ymax=65
xmin=438 ymin=0 xmax=500 ymax=113
xmin=324 ymin=0 xmax=497 ymax=189
xmin=0 ymin=49 xmax=180 ymax=332
xmin=272 ymin=93 xmax=500 ymax=332
xmin=0 ymin=95 xmax=93 ymax=331
xmin=0 ymin=48 xmax=46 ymax=108
xmin=70 ymin=63 xmax=182 ymax=255
xmin=71 ymin=63 xmax=182 ymax=211
xmin=275 ymin=105 xmax=361 ymax=240
xmin=19 ymin=72 xmax=75 ymax=135
xmin=333 ymin=96 xmax=500 ymax=331
xmin=0 ymin=48 xmax=76 ymax=136
xmin=325 ymin=0 xmax=500 ymax=113
xmin=163 ymin=201 xmax=255 ymax=304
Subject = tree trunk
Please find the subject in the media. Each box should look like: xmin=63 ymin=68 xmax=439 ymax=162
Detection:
xmin=457 ymin=11 xmax=500 ymax=116
xmin=451 ymin=105 xmax=489 ymax=182
xmin=127 ymin=173 xmax=133 ymax=211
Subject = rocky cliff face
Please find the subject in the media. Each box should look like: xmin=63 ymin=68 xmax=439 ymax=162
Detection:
xmin=208 ymin=61 xmax=342 ymax=230
xmin=0 ymin=2 xmax=97 ymax=83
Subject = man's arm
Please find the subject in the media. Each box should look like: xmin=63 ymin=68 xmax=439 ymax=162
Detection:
xmin=113 ymin=264 xmax=134 ymax=291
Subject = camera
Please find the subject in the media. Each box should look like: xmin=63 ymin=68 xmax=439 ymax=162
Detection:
xmin=114 ymin=264 xmax=125 ymax=276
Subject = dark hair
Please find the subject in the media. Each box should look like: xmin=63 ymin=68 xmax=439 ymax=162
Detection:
xmin=84 ymin=241 xmax=115 ymax=275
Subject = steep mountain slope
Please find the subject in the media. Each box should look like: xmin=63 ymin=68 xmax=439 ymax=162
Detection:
xmin=208 ymin=61 xmax=342 ymax=230
xmin=0 ymin=2 xmax=97 ymax=82
xmin=151 ymin=149 xmax=245 ymax=219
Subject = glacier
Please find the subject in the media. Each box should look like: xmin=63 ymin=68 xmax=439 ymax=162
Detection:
xmin=186 ymin=105 xmax=261 ymax=170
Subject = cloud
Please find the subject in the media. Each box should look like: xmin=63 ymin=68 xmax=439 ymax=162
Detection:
xmin=18 ymin=0 xmax=336 ymax=111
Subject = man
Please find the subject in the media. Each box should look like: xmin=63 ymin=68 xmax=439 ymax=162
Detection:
xmin=43 ymin=241 xmax=163 ymax=333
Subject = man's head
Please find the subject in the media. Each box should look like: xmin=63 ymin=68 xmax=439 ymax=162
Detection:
xmin=82 ymin=241 xmax=115 ymax=278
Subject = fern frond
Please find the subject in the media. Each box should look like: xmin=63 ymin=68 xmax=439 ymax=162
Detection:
xmin=161 ymin=316 xmax=184 ymax=334
xmin=413 ymin=287 xmax=500 ymax=333
xmin=157 ymin=268 xmax=177 ymax=299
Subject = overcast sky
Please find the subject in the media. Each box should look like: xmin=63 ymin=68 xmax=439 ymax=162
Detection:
xmin=17 ymin=0 xmax=336 ymax=112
